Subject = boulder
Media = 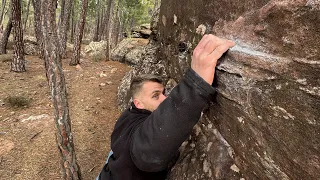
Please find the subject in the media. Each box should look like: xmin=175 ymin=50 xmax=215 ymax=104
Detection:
xmin=140 ymin=23 xmax=151 ymax=30
xmin=140 ymin=29 xmax=152 ymax=37
xmin=124 ymin=46 xmax=145 ymax=65
xmin=84 ymin=40 xmax=107 ymax=60
xmin=24 ymin=36 xmax=38 ymax=55
xmin=156 ymin=0 xmax=320 ymax=179
xmin=24 ymin=41 xmax=38 ymax=55
xmin=111 ymin=38 xmax=149 ymax=64
xmin=130 ymin=24 xmax=152 ymax=39
xmin=118 ymin=0 xmax=320 ymax=179
xmin=24 ymin=36 xmax=37 ymax=43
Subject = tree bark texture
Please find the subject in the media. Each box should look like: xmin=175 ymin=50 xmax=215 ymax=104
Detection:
xmin=104 ymin=0 xmax=115 ymax=61
xmin=70 ymin=4 xmax=74 ymax=43
xmin=112 ymin=3 xmax=120 ymax=47
xmin=109 ymin=0 xmax=119 ymax=50
xmin=23 ymin=0 xmax=31 ymax=31
xmin=0 ymin=16 xmax=12 ymax=54
xmin=92 ymin=0 xmax=100 ymax=42
xmin=11 ymin=0 xmax=25 ymax=72
xmin=98 ymin=4 xmax=105 ymax=41
xmin=31 ymin=0 xmax=44 ymax=58
xmin=58 ymin=0 xmax=65 ymax=26
xmin=103 ymin=0 xmax=113 ymax=39
xmin=58 ymin=0 xmax=72 ymax=58
xmin=154 ymin=0 xmax=159 ymax=9
xmin=69 ymin=0 xmax=88 ymax=66
xmin=41 ymin=0 xmax=81 ymax=179
xmin=129 ymin=16 xmax=135 ymax=31
xmin=0 ymin=0 xmax=7 ymax=25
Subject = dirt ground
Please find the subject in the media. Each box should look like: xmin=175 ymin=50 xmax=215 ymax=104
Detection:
xmin=0 ymin=55 xmax=131 ymax=179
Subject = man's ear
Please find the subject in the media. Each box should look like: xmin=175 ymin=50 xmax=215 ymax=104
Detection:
xmin=133 ymin=98 xmax=144 ymax=109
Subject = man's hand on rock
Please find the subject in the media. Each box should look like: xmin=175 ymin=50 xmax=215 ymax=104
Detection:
xmin=191 ymin=34 xmax=235 ymax=85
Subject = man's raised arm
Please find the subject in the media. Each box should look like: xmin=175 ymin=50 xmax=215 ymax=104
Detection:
xmin=130 ymin=35 xmax=235 ymax=172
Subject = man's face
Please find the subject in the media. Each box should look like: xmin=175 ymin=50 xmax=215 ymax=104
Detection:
xmin=134 ymin=81 xmax=167 ymax=112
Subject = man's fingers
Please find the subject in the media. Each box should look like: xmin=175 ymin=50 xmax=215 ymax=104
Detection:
xmin=203 ymin=36 xmax=235 ymax=56
xmin=227 ymin=40 xmax=236 ymax=48
xmin=195 ymin=34 xmax=209 ymax=50
xmin=193 ymin=34 xmax=235 ymax=63
xmin=193 ymin=35 xmax=211 ymax=57
xmin=208 ymin=42 xmax=235 ymax=62
xmin=202 ymin=36 xmax=225 ymax=55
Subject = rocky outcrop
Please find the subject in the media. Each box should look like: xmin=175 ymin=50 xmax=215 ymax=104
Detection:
xmin=117 ymin=40 xmax=167 ymax=110
xmin=24 ymin=36 xmax=38 ymax=55
xmin=155 ymin=0 xmax=320 ymax=179
xmin=84 ymin=41 xmax=107 ymax=60
xmin=110 ymin=38 xmax=149 ymax=65
xmin=116 ymin=0 xmax=319 ymax=179
xmin=126 ymin=24 xmax=152 ymax=39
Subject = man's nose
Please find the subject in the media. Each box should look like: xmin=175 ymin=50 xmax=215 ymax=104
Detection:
xmin=160 ymin=93 xmax=167 ymax=101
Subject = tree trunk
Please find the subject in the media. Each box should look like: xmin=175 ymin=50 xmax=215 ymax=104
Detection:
xmin=23 ymin=0 xmax=31 ymax=32
xmin=58 ymin=0 xmax=73 ymax=58
xmin=58 ymin=0 xmax=65 ymax=26
xmin=0 ymin=17 xmax=12 ymax=54
xmin=98 ymin=5 xmax=105 ymax=41
xmin=11 ymin=0 xmax=25 ymax=72
xmin=129 ymin=16 xmax=135 ymax=32
xmin=103 ymin=0 xmax=113 ymax=39
xmin=41 ymin=0 xmax=81 ymax=179
xmin=118 ymin=10 xmax=124 ymax=42
xmin=92 ymin=0 xmax=100 ymax=42
xmin=31 ymin=0 xmax=44 ymax=58
xmin=154 ymin=0 xmax=159 ymax=8
xmin=69 ymin=0 xmax=88 ymax=66
xmin=0 ymin=0 xmax=7 ymax=25
xmin=104 ymin=0 xmax=115 ymax=61
xmin=70 ymin=3 xmax=74 ymax=43
xmin=115 ymin=9 xmax=121 ymax=45
xmin=109 ymin=0 xmax=118 ymax=50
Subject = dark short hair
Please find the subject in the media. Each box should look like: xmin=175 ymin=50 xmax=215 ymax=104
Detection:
xmin=130 ymin=74 xmax=163 ymax=98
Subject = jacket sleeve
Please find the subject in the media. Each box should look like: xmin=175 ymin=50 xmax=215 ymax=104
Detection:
xmin=130 ymin=68 xmax=215 ymax=172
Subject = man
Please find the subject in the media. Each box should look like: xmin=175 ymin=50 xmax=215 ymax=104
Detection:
xmin=97 ymin=34 xmax=235 ymax=180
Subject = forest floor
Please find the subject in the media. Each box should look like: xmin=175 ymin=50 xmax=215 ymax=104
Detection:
xmin=0 ymin=55 xmax=131 ymax=179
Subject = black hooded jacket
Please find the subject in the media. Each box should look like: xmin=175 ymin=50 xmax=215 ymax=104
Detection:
xmin=98 ymin=69 xmax=215 ymax=180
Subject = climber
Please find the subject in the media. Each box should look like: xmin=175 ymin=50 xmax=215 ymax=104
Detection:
xmin=96 ymin=34 xmax=235 ymax=180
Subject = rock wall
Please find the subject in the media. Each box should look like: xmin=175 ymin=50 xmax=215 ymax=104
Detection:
xmin=117 ymin=40 xmax=168 ymax=110
xmin=155 ymin=0 xmax=320 ymax=179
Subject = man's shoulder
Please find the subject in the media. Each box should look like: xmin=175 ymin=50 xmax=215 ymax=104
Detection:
xmin=115 ymin=108 xmax=149 ymax=128
xmin=111 ymin=108 xmax=149 ymax=143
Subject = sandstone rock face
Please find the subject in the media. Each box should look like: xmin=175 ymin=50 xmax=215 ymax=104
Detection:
xmin=111 ymin=38 xmax=149 ymax=64
xmin=155 ymin=0 xmax=320 ymax=179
